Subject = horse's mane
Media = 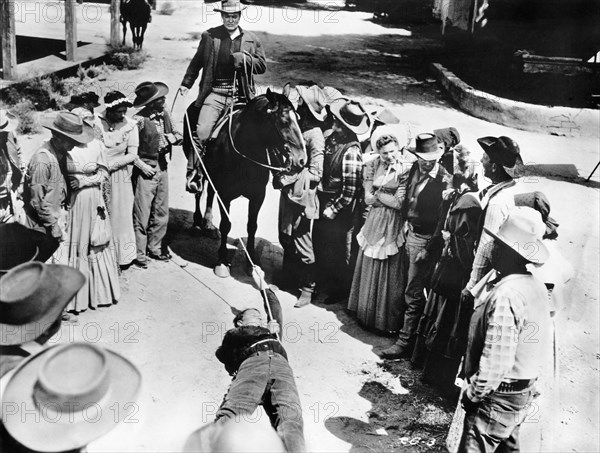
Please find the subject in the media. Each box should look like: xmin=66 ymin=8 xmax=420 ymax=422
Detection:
xmin=239 ymin=91 xmax=294 ymax=123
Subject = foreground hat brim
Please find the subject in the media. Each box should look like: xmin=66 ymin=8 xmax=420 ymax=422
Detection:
xmin=133 ymin=82 xmax=169 ymax=108
xmin=0 ymin=264 xmax=85 ymax=345
xmin=40 ymin=116 xmax=95 ymax=145
xmin=0 ymin=224 xmax=60 ymax=270
xmin=3 ymin=344 xmax=141 ymax=452
xmin=485 ymin=227 xmax=549 ymax=264
xmin=329 ymin=98 xmax=371 ymax=136
xmin=214 ymin=6 xmax=246 ymax=13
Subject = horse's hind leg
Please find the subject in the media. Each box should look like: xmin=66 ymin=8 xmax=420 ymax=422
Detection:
xmin=130 ymin=24 xmax=138 ymax=49
xmin=214 ymin=200 xmax=232 ymax=278
xmin=139 ymin=24 xmax=147 ymax=49
xmin=121 ymin=22 xmax=127 ymax=46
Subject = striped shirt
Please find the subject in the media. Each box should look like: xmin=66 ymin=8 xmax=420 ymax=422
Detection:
xmin=466 ymin=179 xmax=519 ymax=291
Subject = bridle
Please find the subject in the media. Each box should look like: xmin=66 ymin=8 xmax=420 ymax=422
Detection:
xmin=226 ymin=64 xmax=299 ymax=173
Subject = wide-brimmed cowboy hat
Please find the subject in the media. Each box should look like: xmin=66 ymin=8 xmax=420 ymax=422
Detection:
xmin=0 ymin=223 xmax=59 ymax=272
xmin=133 ymin=81 xmax=169 ymax=108
xmin=184 ymin=419 xmax=285 ymax=453
xmin=2 ymin=342 xmax=141 ymax=452
xmin=214 ymin=0 xmax=246 ymax=14
xmin=477 ymin=135 xmax=523 ymax=178
xmin=104 ymin=90 xmax=134 ymax=109
xmin=329 ymin=98 xmax=371 ymax=136
xmin=64 ymin=92 xmax=101 ymax=112
xmin=40 ymin=111 xmax=95 ymax=144
xmin=0 ymin=109 xmax=18 ymax=133
xmin=485 ymin=206 xmax=549 ymax=264
xmin=296 ymin=85 xmax=327 ymax=122
xmin=412 ymin=132 xmax=444 ymax=161
xmin=371 ymin=108 xmax=400 ymax=126
xmin=0 ymin=262 xmax=85 ymax=346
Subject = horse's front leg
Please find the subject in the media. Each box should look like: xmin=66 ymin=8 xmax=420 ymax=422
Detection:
xmin=214 ymin=200 xmax=232 ymax=278
xmin=246 ymin=190 xmax=266 ymax=272
xmin=201 ymin=185 xmax=219 ymax=239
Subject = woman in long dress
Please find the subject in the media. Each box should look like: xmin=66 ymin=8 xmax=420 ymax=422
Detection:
xmin=66 ymin=109 xmax=121 ymax=313
xmin=96 ymin=91 xmax=139 ymax=268
xmin=347 ymin=132 xmax=415 ymax=333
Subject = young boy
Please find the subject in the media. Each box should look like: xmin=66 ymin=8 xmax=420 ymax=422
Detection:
xmin=132 ymin=81 xmax=182 ymax=267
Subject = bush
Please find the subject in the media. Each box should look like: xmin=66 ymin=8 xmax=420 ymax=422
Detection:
xmin=106 ymin=45 xmax=148 ymax=70
xmin=156 ymin=2 xmax=176 ymax=15
xmin=9 ymin=100 xmax=43 ymax=135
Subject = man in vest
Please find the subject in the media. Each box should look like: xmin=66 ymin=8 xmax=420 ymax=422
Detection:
xmin=462 ymin=136 xmax=523 ymax=301
xmin=381 ymin=133 xmax=451 ymax=359
xmin=179 ymin=0 xmax=267 ymax=193
xmin=132 ymin=81 xmax=182 ymax=268
xmin=313 ymin=98 xmax=369 ymax=305
xmin=458 ymin=207 xmax=551 ymax=452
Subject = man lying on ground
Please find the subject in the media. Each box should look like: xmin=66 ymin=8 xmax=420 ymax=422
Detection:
xmin=213 ymin=273 xmax=305 ymax=452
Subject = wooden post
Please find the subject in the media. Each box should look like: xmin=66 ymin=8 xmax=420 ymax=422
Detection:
xmin=65 ymin=0 xmax=77 ymax=61
xmin=110 ymin=0 xmax=120 ymax=47
xmin=1 ymin=0 xmax=17 ymax=79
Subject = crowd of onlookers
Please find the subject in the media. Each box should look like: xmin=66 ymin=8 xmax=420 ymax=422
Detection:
xmin=0 ymin=81 xmax=181 ymax=319
xmin=1 ymin=79 xmax=573 ymax=452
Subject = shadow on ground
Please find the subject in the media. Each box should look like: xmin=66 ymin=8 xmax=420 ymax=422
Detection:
xmin=325 ymin=361 xmax=455 ymax=452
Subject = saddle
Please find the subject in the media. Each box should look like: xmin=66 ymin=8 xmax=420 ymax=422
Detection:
xmin=184 ymin=101 xmax=246 ymax=194
xmin=209 ymin=102 xmax=246 ymax=141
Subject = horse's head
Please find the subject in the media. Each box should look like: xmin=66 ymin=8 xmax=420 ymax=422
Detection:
xmin=261 ymin=88 xmax=307 ymax=173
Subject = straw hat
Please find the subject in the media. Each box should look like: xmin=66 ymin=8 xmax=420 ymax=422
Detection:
xmin=0 ymin=262 xmax=85 ymax=346
xmin=296 ymin=85 xmax=327 ymax=122
xmin=214 ymin=0 xmax=246 ymax=14
xmin=412 ymin=132 xmax=444 ymax=161
xmin=329 ymin=98 xmax=371 ymax=135
xmin=0 ymin=109 xmax=18 ymax=132
xmin=485 ymin=206 xmax=549 ymax=264
xmin=2 ymin=342 xmax=141 ymax=452
xmin=40 ymin=111 xmax=95 ymax=144
xmin=370 ymin=124 xmax=410 ymax=152
xmin=133 ymin=81 xmax=169 ymax=108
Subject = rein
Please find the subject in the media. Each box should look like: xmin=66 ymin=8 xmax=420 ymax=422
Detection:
xmin=226 ymin=65 xmax=289 ymax=173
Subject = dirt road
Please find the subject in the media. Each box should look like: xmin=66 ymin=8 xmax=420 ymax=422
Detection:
xmin=12 ymin=1 xmax=600 ymax=451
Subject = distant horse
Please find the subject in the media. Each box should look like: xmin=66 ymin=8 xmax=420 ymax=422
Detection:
xmin=183 ymin=89 xmax=307 ymax=277
xmin=120 ymin=0 xmax=151 ymax=50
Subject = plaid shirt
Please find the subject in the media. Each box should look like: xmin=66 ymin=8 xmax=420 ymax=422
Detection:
xmin=466 ymin=270 xmax=528 ymax=402
xmin=327 ymin=144 xmax=362 ymax=215
xmin=466 ymin=179 xmax=518 ymax=291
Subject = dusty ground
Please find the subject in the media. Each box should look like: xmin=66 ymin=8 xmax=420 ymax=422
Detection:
xmin=8 ymin=1 xmax=600 ymax=452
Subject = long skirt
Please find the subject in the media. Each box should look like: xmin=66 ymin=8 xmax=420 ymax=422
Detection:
xmin=66 ymin=185 xmax=121 ymax=312
xmin=109 ymin=166 xmax=136 ymax=266
xmin=347 ymin=250 xmax=403 ymax=333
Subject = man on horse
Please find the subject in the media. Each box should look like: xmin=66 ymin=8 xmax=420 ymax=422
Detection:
xmin=178 ymin=0 xmax=267 ymax=193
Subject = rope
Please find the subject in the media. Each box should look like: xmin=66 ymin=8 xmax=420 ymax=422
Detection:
xmin=179 ymin=92 xmax=277 ymax=334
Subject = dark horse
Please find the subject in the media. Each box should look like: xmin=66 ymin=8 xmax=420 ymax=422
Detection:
xmin=120 ymin=0 xmax=151 ymax=50
xmin=184 ymin=89 xmax=306 ymax=277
